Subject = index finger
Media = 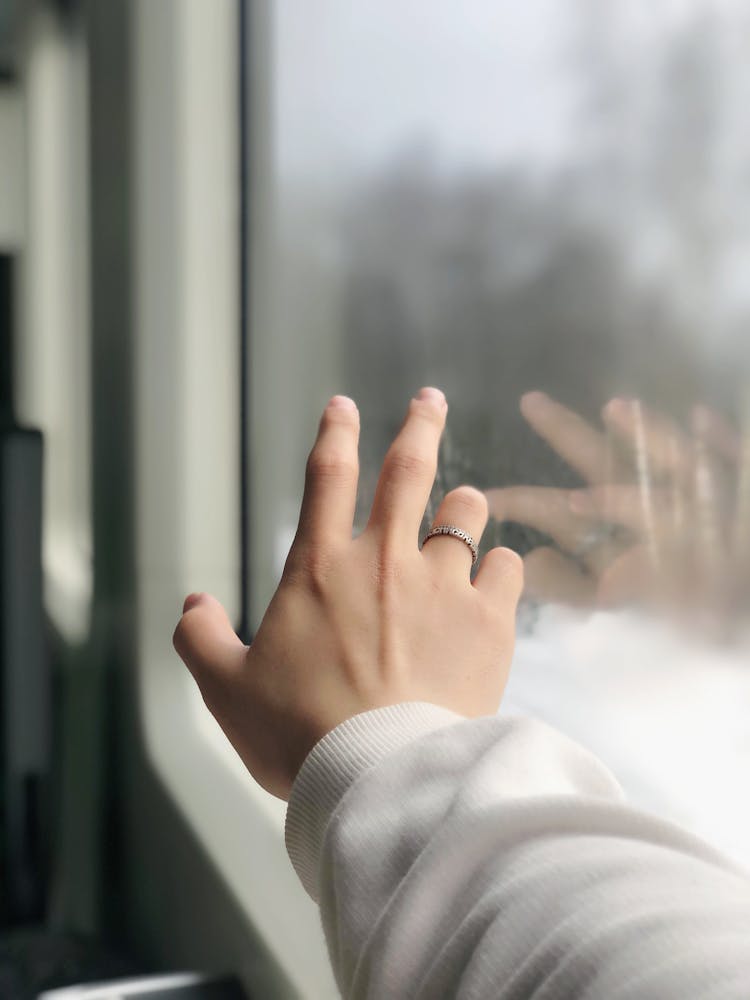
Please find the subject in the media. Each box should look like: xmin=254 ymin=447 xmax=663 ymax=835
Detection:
xmin=367 ymin=387 xmax=448 ymax=541
xmin=520 ymin=391 xmax=613 ymax=485
xmin=296 ymin=395 xmax=361 ymax=549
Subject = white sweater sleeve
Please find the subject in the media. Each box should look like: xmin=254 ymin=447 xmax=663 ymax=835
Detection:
xmin=285 ymin=703 xmax=750 ymax=999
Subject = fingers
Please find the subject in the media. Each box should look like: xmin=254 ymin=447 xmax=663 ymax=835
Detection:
xmin=173 ymin=592 xmax=247 ymax=681
xmin=368 ymin=387 xmax=448 ymax=541
xmin=487 ymin=483 xmax=633 ymax=579
xmin=523 ymin=546 xmax=597 ymax=605
xmin=422 ymin=486 xmax=488 ymax=573
xmin=692 ymin=404 xmax=741 ymax=464
xmin=297 ymin=396 xmax=360 ymax=549
xmin=472 ymin=546 xmax=524 ymax=606
xmin=603 ymin=398 xmax=693 ymax=480
xmin=486 ymin=485 xmax=595 ymax=552
xmin=520 ymin=391 xmax=613 ymax=484
xmin=569 ymin=483 xmax=677 ymax=537
xmin=597 ymin=545 xmax=654 ymax=607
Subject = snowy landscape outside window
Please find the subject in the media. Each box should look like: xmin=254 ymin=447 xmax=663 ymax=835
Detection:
xmin=247 ymin=0 xmax=750 ymax=866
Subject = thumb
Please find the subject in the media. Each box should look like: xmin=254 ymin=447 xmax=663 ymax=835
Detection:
xmin=173 ymin=592 xmax=247 ymax=680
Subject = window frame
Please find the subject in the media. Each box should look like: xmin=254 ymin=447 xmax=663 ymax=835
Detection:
xmin=132 ymin=1 xmax=335 ymax=996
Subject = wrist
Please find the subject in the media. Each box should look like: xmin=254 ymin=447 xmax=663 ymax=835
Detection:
xmin=285 ymin=701 xmax=465 ymax=900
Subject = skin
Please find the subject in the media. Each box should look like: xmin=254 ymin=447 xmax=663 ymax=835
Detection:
xmin=487 ymin=391 xmax=747 ymax=627
xmin=173 ymin=387 xmax=523 ymax=801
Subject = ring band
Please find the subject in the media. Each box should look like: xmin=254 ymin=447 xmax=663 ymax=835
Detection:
xmin=573 ymin=523 xmax=625 ymax=560
xmin=422 ymin=524 xmax=478 ymax=565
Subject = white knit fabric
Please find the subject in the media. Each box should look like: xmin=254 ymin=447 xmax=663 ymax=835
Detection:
xmin=285 ymin=703 xmax=750 ymax=999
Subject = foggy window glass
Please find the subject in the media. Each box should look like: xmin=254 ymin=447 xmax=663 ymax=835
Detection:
xmin=250 ymin=1 xmax=750 ymax=862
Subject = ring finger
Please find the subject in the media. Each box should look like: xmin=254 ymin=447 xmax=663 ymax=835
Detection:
xmin=422 ymin=485 xmax=488 ymax=575
xmin=486 ymin=485 xmax=598 ymax=553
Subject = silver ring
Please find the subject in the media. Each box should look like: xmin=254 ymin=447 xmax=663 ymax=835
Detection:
xmin=422 ymin=524 xmax=478 ymax=565
xmin=573 ymin=522 xmax=623 ymax=560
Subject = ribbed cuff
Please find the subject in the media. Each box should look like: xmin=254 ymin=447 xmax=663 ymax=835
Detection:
xmin=285 ymin=702 xmax=464 ymax=901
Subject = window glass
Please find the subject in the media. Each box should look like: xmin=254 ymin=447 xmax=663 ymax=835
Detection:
xmin=249 ymin=1 xmax=750 ymax=862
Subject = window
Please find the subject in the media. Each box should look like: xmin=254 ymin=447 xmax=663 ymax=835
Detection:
xmin=132 ymin=2 xmax=334 ymax=996
xmin=247 ymin=0 xmax=750 ymax=869
xmin=123 ymin=2 xmax=750 ymax=996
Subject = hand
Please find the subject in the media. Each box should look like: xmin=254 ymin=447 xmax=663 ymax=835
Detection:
xmin=487 ymin=392 xmax=747 ymax=628
xmin=173 ymin=388 xmax=523 ymax=800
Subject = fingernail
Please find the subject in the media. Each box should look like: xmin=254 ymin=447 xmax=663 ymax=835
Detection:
xmin=521 ymin=390 xmax=549 ymax=408
xmin=328 ymin=395 xmax=357 ymax=410
xmin=416 ymin=386 xmax=446 ymax=406
xmin=603 ymin=397 xmax=634 ymax=422
xmin=519 ymin=391 xmax=551 ymax=420
xmin=183 ymin=592 xmax=205 ymax=613
xmin=569 ymin=492 xmax=593 ymax=513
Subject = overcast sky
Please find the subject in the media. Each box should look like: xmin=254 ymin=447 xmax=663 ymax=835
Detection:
xmin=272 ymin=0 xmax=746 ymax=182
xmin=274 ymin=0 xmax=578 ymax=179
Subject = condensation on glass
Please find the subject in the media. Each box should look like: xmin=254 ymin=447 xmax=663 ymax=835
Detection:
xmin=249 ymin=1 xmax=750 ymax=863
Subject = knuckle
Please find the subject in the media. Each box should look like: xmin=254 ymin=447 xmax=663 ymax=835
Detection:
xmin=306 ymin=449 xmax=358 ymax=483
xmin=320 ymin=405 xmax=359 ymax=428
xmin=384 ymin=448 xmax=433 ymax=482
xmin=474 ymin=594 xmax=500 ymax=630
xmin=296 ymin=544 xmax=335 ymax=592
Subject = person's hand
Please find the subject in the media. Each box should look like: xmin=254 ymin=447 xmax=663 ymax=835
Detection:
xmin=173 ymin=388 xmax=523 ymax=800
xmin=486 ymin=392 xmax=747 ymax=627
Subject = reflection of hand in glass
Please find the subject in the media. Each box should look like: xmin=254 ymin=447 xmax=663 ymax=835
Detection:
xmin=486 ymin=391 xmax=748 ymax=630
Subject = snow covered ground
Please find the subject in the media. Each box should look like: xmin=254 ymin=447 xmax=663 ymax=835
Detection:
xmin=505 ymin=606 xmax=750 ymax=868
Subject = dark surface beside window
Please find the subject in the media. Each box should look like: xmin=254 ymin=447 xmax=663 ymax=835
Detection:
xmin=0 ymin=0 xmax=20 ymax=80
xmin=0 ymin=256 xmax=12 ymax=425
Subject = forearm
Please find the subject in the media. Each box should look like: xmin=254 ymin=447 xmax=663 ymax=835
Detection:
xmin=286 ymin=704 xmax=750 ymax=999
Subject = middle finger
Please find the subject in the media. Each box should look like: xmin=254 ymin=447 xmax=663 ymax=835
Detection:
xmin=367 ymin=387 xmax=448 ymax=542
xmin=486 ymin=484 xmax=596 ymax=553
xmin=520 ymin=391 xmax=614 ymax=485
